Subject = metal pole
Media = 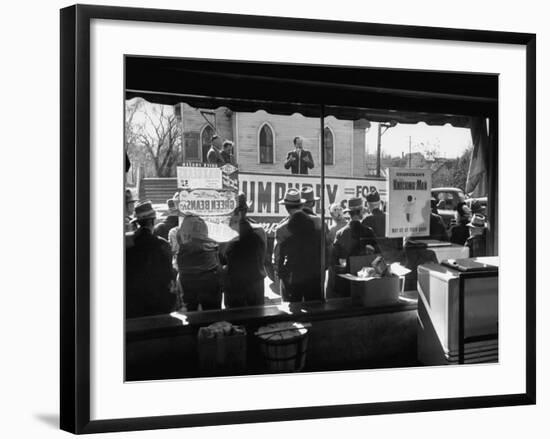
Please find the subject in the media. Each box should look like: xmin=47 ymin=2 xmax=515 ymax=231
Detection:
xmin=180 ymin=103 xmax=186 ymax=165
xmin=320 ymin=105 xmax=326 ymax=302
xmin=409 ymin=136 xmax=412 ymax=168
xmin=376 ymin=123 xmax=382 ymax=177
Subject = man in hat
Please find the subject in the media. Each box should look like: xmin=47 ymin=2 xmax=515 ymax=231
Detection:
xmin=284 ymin=136 xmax=314 ymax=174
xmin=125 ymin=201 xmax=175 ymax=318
xmin=273 ymin=188 xmax=306 ymax=300
xmin=429 ymin=197 xmax=449 ymax=242
xmin=153 ymin=193 xmax=180 ymax=241
xmin=465 ymin=213 xmax=487 ymax=257
xmin=124 ymin=188 xmax=138 ymax=233
xmin=278 ymin=210 xmax=323 ymax=302
xmin=220 ymin=193 xmax=267 ymax=308
xmin=301 ymin=186 xmax=320 ymax=216
xmin=301 ymin=186 xmax=329 ymax=235
xmin=220 ymin=140 xmax=234 ymax=165
xmin=206 ymin=134 xmax=225 ymax=166
xmin=333 ymin=197 xmax=380 ymax=271
xmin=450 ymin=203 xmax=472 ymax=245
xmin=360 ymin=189 xmax=403 ymax=257
xmin=362 ymin=190 xmax=385 ymax=237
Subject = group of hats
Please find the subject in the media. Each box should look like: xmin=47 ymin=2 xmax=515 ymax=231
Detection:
xmin=129 ymin=187 xmax=387 ymax=220
xmin=344 ymin=190 xmax=380 ymax=213
xmin=278 ymin=187 xmax=381 ymax=213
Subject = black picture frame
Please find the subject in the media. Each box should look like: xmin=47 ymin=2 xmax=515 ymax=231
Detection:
xmin=60 ymin=4 xmax=536 ymax=434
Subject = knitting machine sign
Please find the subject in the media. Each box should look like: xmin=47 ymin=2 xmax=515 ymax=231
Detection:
xmin=386 ymin=168 xmax=431 ymax=238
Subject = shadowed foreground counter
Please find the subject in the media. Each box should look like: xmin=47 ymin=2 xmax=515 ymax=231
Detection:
xmin=126 ymin=292 xmax=419 ymax=381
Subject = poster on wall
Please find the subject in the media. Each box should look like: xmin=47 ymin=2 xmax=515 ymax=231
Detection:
xmin=176 ymin=164 xmax=239 ymax=241
xmin=385 ymin=167 xmax=431 ymax=238
xmin=176 ymin=162 xmax=222 ymax=189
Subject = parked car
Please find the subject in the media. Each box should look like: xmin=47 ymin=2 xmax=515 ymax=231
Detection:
xmin=431 ymin=187 xmax=465 ymax=229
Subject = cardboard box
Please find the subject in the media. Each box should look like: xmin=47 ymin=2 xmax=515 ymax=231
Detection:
xmin=339 ymin=273 xmax=401 ymax=307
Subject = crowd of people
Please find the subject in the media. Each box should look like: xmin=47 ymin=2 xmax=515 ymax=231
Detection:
xmin=206 ymin=133 xmax=315 ymax=175
xmin=125 ymin=191 xmax=267 ymax=318
xmin=125 ymin=181 xmax=489 ymax=318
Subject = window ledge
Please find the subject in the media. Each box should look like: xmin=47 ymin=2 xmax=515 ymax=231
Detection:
xmin=126 ymin=291 xmax=418 ymax=342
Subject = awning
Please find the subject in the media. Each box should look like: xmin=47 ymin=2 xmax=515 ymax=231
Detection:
xmin=125 ymin=56 xmax=498 ymax=126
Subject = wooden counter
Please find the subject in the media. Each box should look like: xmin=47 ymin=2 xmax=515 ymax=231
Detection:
xmin=126 ymin=292 xmax=419 ymax=381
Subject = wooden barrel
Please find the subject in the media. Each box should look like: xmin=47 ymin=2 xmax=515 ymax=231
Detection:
xmin=256 ymin=322 xmax=309 ymax=373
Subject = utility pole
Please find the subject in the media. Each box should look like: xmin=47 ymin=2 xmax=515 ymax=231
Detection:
xmin=376 ymin=123 xmax=382 ymax=177
xmin=376 ymin=121 xmax=397 ymax=177
xmin=409 ymin=136 xmax=412 ymax=168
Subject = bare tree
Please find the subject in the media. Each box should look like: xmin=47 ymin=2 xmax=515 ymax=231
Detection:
xmin=414 ymin=139 xmax=441 ymax=161
xmin=126 ymin=100 xmax=181 ymax=178
xmin=450 ymin=146 xmax=472 ymax=190
xmin=125 ymin=98 xmax=143 ymax=152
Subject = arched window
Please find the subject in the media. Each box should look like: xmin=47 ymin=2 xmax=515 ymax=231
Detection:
xmin=324 ymin=127 xmax=334 ymax=165
xmin=200 ymin=125 xmax=215 ymax=163
xmin=258 ymin=123 xmax=274 ymax=164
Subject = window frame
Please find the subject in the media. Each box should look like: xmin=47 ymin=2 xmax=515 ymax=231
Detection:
xmin=257 ymin=121 xmax=276 ymax=164
xmin=199 ymin=123 xmax=215 ymax=163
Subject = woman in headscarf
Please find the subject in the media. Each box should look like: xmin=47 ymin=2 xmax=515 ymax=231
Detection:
xmin=176 ymin=214 xmax=221 ymax=311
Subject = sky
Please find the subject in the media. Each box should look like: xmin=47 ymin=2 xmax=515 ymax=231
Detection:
xmin=366 ymin=122 xmax=473 ymax=159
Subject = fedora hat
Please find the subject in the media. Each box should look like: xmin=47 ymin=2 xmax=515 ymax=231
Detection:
xmin=344 ymin=197 xmax=365 ymax=213
xmin=278 ymin=188 xmax=306 ymax=206
xmin=467 ymin=213 xmax=486 ymax=228
xmin=366 ymin=190 xmax=380 ymax=204
xmin=233 ymin=191 xmax=253 ymax=214
xmin=301 ymin=186 xmax=320 ymax=202
xmin=132 ymin=200 xmax=156 ymax=223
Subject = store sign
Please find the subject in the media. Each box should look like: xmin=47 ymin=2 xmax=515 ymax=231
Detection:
xmin=385 ymin=168 xmax=431 ymax=238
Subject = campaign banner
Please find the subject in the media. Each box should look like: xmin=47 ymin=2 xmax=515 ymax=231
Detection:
xmin=239 ymin=172 xmax=386 ymax=236
xmin=385 ymin=168 xmax=431 ymax=238
xmin=178 ymin=189 xmax=237 ymax=215
xmin=177 ymin=163 xmax=222 ymax=189
xmin=176 ymin=164 xmax=239 ymax=242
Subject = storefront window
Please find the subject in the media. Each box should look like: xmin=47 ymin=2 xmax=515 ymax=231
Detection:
xmin=126 ymin=98 xmax=327 ymax=314
xmin=124 ymin=55 xmax=500 ymax=382
xmin=126 ymin=97 xmax=496 ymax=315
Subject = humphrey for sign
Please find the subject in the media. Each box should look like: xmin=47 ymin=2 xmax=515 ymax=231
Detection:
xmin=386 ymin=168 xmax=432 ymax=238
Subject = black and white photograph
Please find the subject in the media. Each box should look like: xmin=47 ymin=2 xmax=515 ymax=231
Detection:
xmin=124 ymin=56 xmax=500 ymax=381
xmin=50 ymin=2 xmax=539 ymax=435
